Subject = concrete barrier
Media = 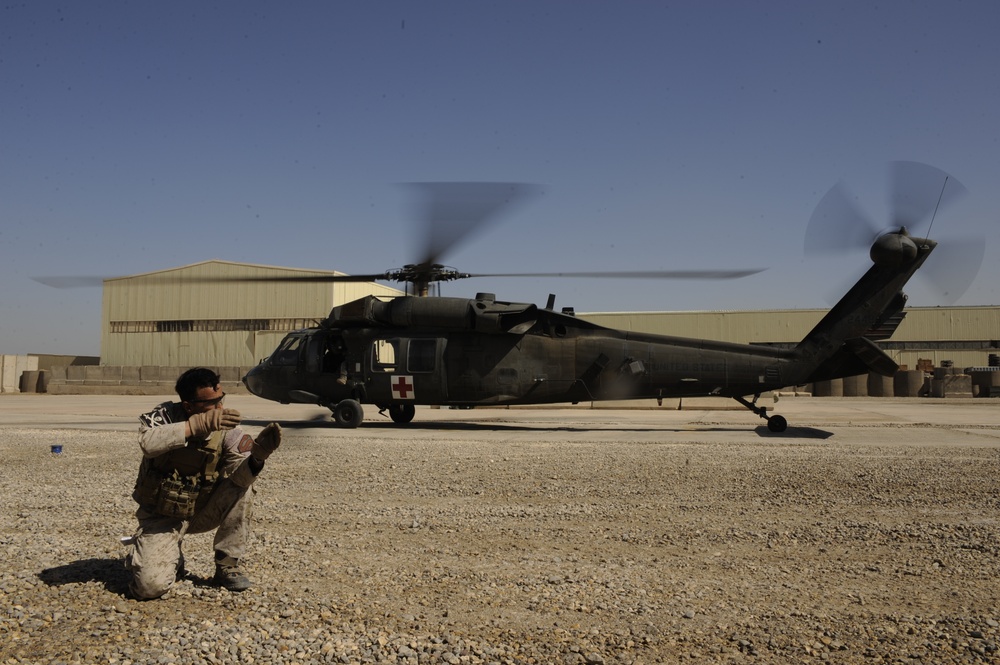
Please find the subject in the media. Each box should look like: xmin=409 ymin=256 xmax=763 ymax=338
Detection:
xmin=46 ymin=365 xmax=250 ymax=395
xmin=931 ymin=374 xmax=973 ymax=398
xmin=19 ymin=370 xmax=41 ymax=393
xmin=971 ymin=370 xmax=1000 ymax=397
xmin=843 ymin=374 xmax=868 ymax=397
xmin=219 ymin=366 xmax=243 ymax=382
xmin=1 ymin=355 xmax=39 ymax=393
xmin=139 ymin=366 xmax=162 ymax=382
xmin=867 ymin=373 xmax=894 ymax=397
xmin=894 ymin=370 xmax=925 ymax=397
xmin=813 ymin=378 xmax=844 ymax=397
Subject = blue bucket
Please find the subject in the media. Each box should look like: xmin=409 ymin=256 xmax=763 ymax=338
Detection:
xmin=51 ymin=445 xmax=63 ymax=454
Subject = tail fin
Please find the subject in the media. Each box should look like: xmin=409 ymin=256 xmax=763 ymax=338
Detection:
xmin=794 ymin=229 xmax=934 ymax=383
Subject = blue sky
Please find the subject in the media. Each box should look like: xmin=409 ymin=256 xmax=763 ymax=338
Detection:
xmin=3 ymin=1 xmax=998 ymax=356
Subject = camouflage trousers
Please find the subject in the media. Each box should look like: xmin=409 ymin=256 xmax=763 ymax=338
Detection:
xmin=126 ymin=478 xmax=254 ymax=600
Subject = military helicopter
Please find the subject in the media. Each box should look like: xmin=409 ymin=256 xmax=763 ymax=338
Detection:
xmin=34 ymin=165 xmax=979 ymax=431
xmin=233 ymin=164 xmax=979 ymax=432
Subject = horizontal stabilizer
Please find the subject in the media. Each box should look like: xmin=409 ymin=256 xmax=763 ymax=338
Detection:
xmin=844 ymin=337 xmax=899 ymax=377
xmin=864 ymin=312 xmax=905 ymax=341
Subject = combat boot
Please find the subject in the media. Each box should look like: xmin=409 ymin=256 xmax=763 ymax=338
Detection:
xmin=213 ymin=552 xmax=252 ymax=592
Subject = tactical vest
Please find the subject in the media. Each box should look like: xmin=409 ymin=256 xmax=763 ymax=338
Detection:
xmin=133 ymin=430 xmax=225 ymax=517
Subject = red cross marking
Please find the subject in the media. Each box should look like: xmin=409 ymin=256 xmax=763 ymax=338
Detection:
xmin=392 ymin=375 xmax=414 ymax=400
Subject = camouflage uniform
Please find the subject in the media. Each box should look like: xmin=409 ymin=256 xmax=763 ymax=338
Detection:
xmin=126 ymin=401 xmax=260 ymax=600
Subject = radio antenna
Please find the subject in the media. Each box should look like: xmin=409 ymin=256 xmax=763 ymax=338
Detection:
xmin=925 ymin=175 xmax=949 ymax=240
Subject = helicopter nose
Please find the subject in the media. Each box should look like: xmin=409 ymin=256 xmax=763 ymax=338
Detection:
xmin=242 ymin=366 xmax=266 ymax=398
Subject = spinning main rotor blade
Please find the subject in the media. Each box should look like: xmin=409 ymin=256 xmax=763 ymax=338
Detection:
xmin=31 ymin=276 xmax=109 ymax=288
xmin=408 ymin=182 xmax=543 ymax=269
xmin=130 ymin=267 xmax=766 ymax=285
xmin=22 ymin=180 xmax=773 ymax=292
xmin=467 ymin=269 xmax=765 ymax=280
xmin=31 ymin=265 xmax=764 ymax=289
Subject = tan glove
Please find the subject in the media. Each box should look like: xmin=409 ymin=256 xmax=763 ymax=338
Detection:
xmin=250 ymin=423 xmax=282 ymax=462
xmin=188 ymin=409 xmax=222 ymax=438
xmin=220 ymin=408 xmax=242 ymax=430
xmin=188 ymin=408 xmax=241 ymax=438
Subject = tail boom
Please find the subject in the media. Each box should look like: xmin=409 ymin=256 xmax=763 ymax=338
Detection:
xmin=793 ymin=230 xmax=935 ymax=384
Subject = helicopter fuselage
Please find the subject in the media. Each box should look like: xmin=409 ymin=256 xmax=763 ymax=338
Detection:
xmin=241 ymin=228 xmax=935 ymax=431
xmin=242 ymin=292 xmax=804 ymax=411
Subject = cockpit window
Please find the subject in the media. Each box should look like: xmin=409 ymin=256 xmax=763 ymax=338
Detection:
xmin=272 ymin=336 xmax=304 ymax=366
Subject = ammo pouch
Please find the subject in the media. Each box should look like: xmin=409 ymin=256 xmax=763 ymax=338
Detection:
xmin=134 ymin=430 xmax=225 ymax=519
xmin=155 ymin=473 xmax=203 ymax=519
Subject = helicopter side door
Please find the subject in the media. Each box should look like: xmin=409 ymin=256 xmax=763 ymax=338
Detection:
xmin=364 ymin=337 xmax=448 ymax=406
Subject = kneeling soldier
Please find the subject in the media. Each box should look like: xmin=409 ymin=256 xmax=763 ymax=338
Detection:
xmin=126 ymin=367 xmax=281 ymax=599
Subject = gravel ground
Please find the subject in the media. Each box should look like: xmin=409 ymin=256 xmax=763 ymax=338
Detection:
xmin=2 ymin=397 xmax=1000 ymax=664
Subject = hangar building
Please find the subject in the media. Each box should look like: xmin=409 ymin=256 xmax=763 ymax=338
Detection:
xmin=100 ymin=260 xmax=404 ymax=367
xmin=581 ymin=307 xmax=1000 ymax=372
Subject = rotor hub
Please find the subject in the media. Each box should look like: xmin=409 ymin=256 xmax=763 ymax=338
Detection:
xmin=870 ymin=230 xmax=918 ymax=268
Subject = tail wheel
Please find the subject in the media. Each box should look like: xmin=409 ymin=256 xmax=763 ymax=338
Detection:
xmin=767 ymin=415 xmax=788 ymax=433
xmin=332 ymin=399 xmax=364 ymax=428
xmin=388 ymin=403 xmax=416 ymax=424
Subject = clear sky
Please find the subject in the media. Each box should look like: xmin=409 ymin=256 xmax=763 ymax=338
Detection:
xmin=3 ymin=1 xmax=998 ymax=356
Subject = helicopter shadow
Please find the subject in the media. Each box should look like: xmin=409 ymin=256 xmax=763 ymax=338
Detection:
xmin=754 ymin=425 xmax=833 ymax=440
xmin=245 ymin=417 xmax=823 ymax=435
xmin=38 ymin=557 xmax=130 ymax=595
xmin=243 ymin=416 xmax=336 ymax=430
xmin=362 ymin=420 xmax=650 ymax=433
xmin=246 ymin=417 xmax=590 ymax=432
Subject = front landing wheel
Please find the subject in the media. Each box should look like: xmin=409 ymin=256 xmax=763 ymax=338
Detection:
xmin=767 ymin=414 xmax=788 ymax=433
xmin=332 ymin=399 xmax=364 ymax=428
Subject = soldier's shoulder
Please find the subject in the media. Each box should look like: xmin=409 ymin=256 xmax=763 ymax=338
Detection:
xmin=139 ymin=401 xmax=183 ymax=428
xmin=224 ymin=427 xmax=255 ymax=455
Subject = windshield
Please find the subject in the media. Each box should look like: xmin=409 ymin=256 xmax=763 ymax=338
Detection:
xmin=271 ymin=335 xmax=305 ymax=366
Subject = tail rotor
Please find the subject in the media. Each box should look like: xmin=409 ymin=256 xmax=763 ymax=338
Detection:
xmin=804 ymin=161 xmax=983 ymax=304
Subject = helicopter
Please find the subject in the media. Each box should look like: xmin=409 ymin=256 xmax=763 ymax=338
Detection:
xmin=235 ymin=164 xmax=980 ymax=432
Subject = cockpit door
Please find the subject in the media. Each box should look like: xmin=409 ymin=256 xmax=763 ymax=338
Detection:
xmin=260 ymin=332 xmax=308 ymax=394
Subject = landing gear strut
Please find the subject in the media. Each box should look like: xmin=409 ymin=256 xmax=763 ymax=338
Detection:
xmin=733 ymin=394 xmax=787 ymax=433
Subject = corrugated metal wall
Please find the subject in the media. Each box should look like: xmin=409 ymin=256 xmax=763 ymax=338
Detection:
xmin=101 ymin=260 xmax=403 ymax=366
xmin=577 ymin=309 xmax=827 ymax=344
xmin=579 ymin=307 xmax=1000 ymax=371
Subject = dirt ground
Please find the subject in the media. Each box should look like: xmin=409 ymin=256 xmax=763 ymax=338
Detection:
xmin=2 ymin=395 xmax=999 ymax=663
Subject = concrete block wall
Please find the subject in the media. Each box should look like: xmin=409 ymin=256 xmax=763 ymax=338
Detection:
xmin=46 ymin=366 xmax=252 ymax=395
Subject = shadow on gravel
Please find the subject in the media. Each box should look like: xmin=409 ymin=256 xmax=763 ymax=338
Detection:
xmin=245 ymin=417 xmax=581 ymax=432
xmin=243 ymin=417 xmax=332 ymax=429
xmin=246 ymin=417 xmax=772 ymax=434
xmin=754 ymin=425 xmax=833 ymax=439
xmin=39 ymin=557 xmax=130 ymax=595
